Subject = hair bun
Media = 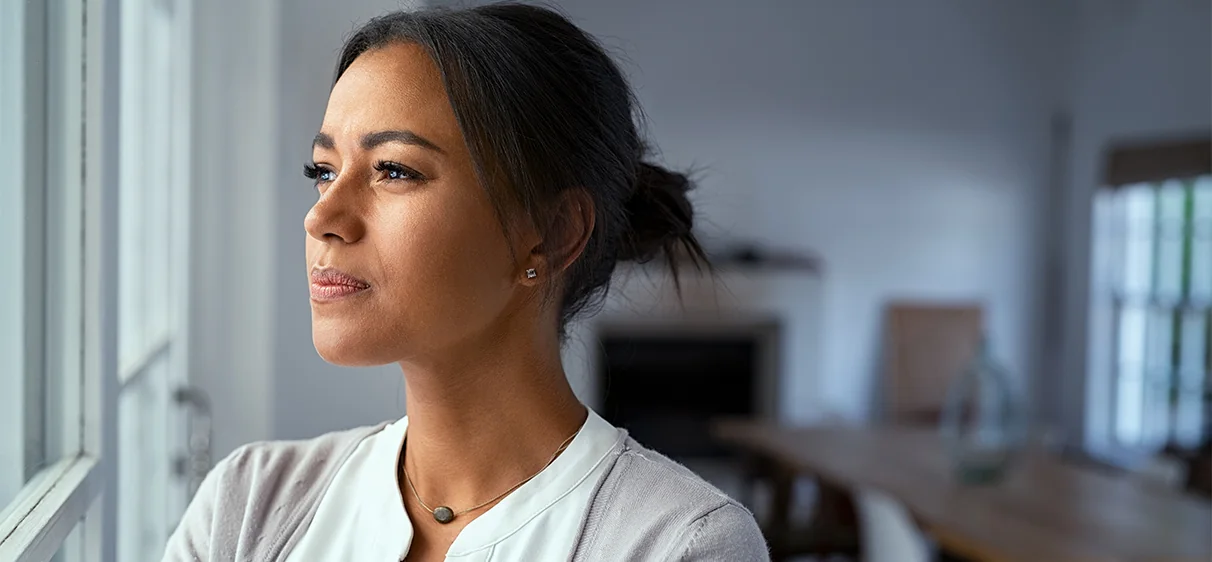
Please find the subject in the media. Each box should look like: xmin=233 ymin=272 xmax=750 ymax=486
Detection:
xmin=619 ymin=162 xmax=698 ymax=264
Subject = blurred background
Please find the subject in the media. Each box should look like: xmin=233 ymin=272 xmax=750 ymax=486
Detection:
xmin=1 ymin=0 xmax=1209 ymax=561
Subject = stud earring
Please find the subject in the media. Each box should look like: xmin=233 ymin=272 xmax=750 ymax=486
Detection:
xmin=525 ymin=268 xmax=538 ymax=279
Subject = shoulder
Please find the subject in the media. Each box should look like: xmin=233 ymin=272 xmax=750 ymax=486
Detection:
xmin=609 ymin=438 xmax=737 ymax=513
xmin=205 ymin=423 xmax=387 ymax=510
xmin=575 ymin=437 xmax=770 ymax=561
xmin=208 ymin=423 xmax=389 ymax=525
xmin=220 ymin=423 xmax=386 ymax=483
xmin=162 ymin=423 xmax=388 ymax=561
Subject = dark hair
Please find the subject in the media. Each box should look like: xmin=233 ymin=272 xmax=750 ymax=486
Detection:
xmin=334 ymin=2 xmax=707 ymax=332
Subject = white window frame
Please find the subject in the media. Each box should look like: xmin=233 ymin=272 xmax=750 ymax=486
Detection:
xmin=0 ymin=0 xmax=123 ymax=559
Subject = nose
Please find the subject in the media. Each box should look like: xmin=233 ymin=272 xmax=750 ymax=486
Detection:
xmin=304 ymin=176 xmax=367 ymax=245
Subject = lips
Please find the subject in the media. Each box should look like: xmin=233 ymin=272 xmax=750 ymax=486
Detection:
xmin=310 ymin=267 xmax=371 ymax=302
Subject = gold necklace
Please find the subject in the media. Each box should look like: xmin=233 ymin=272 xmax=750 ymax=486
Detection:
xmin=400 ymin=428 xmax=581 ymax=524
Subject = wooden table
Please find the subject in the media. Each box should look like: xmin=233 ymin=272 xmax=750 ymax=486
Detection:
xmin=713 ymin=420 xmax=1212 ymax=562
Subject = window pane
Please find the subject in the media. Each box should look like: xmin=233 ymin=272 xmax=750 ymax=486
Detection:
xmin=1115 ymin=304 xmax=1147 ymax=444
xmin=1142 ymin=307 xmax=1174 ymax=446
xmin=1191 ymin=177 xmax=1212 ymax=302
xmin=117 ymin=0 xmax=148 ymax=367
xmin=115 ymin=0 xmax=192 ymax=558
xmin=51 ymin=517 xmax=84 ymax=562
xmin=145 ymin=2 xmax=175 ymax=341
xmin=1115 ymin=375 xmax=1145 ymax=445
xmin=44 ymin=0 xmax=87 ymax=464
xmin=1174 ymin=312 xmax=1209 ymax=447
xmin=118 ymin=0 xmax=178 ymax=374
xmin=118 ymin=355 xmax=176 ymax=562
xmin=1154 ymin=181 xmax=1186 ymax=299
xmin=1121 ymin=185 xmax=1155 ymax=296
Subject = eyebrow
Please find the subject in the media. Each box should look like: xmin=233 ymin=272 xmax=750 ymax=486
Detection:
xmin=312 ymin=130 xmax=445 ymax=154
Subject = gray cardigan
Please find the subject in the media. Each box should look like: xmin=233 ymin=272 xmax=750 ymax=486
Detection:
xmin=162 ymin=423 xmax=770 ymax=561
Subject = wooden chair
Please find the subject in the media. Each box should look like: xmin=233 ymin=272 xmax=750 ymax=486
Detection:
xmin=740 ymin=452 xmax=860 ymax=561
xmin=1165 ymin=440 xmax=1212 ymax=500
xmin=719 ymin=415 xmax=860 ymax=561
xmin=1132 ymin=453 xmax=1187 ymax=491
xmin=855 ymin=487 xmax=934 ymax=562
xmin=877 ymin=303 xmax=984 ymax=562
xmin=1187 ymin=441 xmax=1212 ymax=499
xmin=882 ymin=303 xmax=984 ymax=425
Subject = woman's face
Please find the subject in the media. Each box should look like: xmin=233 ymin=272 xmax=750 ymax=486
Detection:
xmin=305 ymin=42 xmax=528 ymax=366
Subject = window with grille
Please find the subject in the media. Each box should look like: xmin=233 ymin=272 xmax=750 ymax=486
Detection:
xmin=1097 ymin=140 xmax=1211 ymax=451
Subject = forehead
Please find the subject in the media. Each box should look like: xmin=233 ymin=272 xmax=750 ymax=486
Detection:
xmin=321 ymin=42 xmax=461 ymax=148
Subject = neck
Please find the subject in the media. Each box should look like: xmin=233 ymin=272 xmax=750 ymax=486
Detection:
xmin=399 ymin=316 xmax=587 ymax=512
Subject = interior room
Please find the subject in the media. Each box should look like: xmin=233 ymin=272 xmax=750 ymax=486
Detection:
xmin=2 ymin=0 xmax=1209 ymax=560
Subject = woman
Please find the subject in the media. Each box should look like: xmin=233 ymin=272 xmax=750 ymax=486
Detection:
xmin=164 ymin=3 xmax=768 ymax=561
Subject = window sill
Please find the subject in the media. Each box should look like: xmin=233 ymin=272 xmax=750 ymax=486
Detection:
xmin=0 ymin=456 xmax=102 ymax=562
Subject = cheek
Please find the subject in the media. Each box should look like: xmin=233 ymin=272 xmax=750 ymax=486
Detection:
xmin=373 ymin=188 xmax=516 ymax=334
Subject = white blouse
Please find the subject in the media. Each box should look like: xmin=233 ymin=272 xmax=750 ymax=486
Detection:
xmin=285 ymin=409 xmax=624 ymax=562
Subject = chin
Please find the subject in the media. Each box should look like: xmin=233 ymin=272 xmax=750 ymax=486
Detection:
xmin=311 ymin=322 xmax=397 ymax=367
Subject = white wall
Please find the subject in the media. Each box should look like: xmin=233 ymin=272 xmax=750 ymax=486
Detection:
xmin=440 ymin=0 xmax=1070 ymax=421
xmin=1057 ymin=0 xmax=1212 ymax=449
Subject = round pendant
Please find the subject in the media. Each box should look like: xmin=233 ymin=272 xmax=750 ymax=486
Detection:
xmin=433 ymin=506 xmax=455 ymax=524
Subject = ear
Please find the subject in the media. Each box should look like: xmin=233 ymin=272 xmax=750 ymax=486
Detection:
xmin=520 ymin=188 xmax=595 ymax=286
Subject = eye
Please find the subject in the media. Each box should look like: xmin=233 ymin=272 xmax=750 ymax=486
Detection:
xmin=374 ymin=160 xmax=426 ymax=182
xmin=303 ymin=163 xmax=336 ymax=185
